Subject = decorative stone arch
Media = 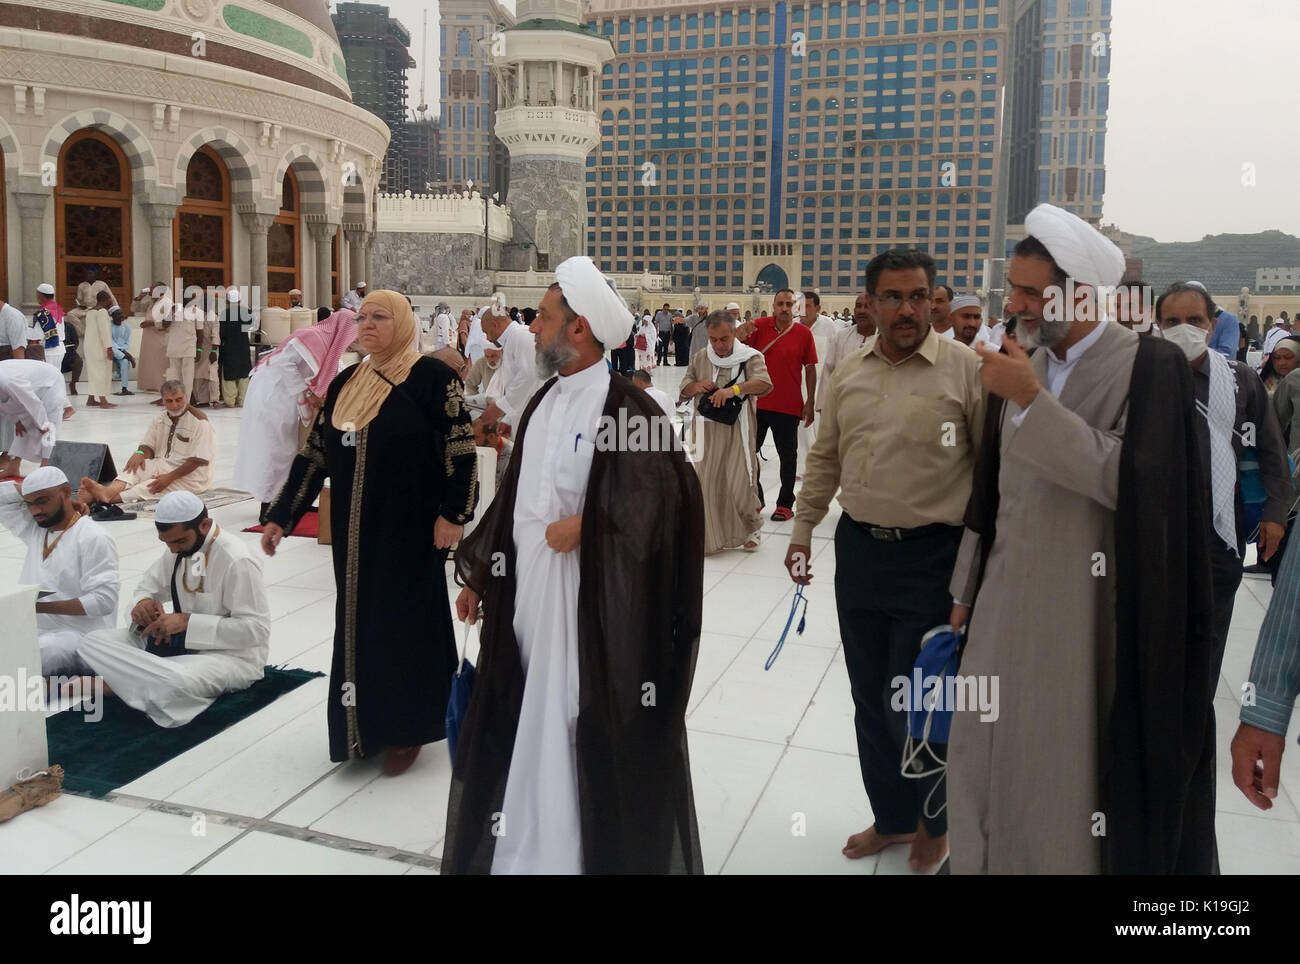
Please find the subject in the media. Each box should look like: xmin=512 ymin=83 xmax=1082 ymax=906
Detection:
xmin=173 ymin=127 xmax=261 ymax=205
xmin=0 ymin=114 xmax=22 ymax=181
xmin=40 ymin=109 xmax=157 ymax=193
xmin=273 ymin=144 xmax=330 ymax=215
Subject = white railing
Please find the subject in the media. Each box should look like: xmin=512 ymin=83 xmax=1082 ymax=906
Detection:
xmin=493 ymin=269 xmax=673 ymax=291
xmin=376 ymin=191 xmax=513 ymax=242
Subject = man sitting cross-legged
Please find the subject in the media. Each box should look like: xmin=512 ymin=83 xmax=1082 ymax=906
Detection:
xmin=78 ymin=379 xmax=214 ymax=508
xmin=76 ymin=491 xmax=271 ymax=727
xmin=0 ymin=466 xmax=118 ymax=676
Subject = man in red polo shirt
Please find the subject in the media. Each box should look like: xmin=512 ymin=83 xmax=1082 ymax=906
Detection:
xmin=735 ymin=288 xmax=817 ymax=520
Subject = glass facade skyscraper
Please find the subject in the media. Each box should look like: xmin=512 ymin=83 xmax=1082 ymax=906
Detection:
xmin=585 ymin=0 xmax=1009 ymax=294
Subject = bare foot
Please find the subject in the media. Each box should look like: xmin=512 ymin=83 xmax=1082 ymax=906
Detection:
xmin=0 ymin=455 xmax=20 ymax=477
xmin=62 ymin=407 xmax=75 ymax=420
xmin=843 ymin=825 xmax=916 ymax=859
xmin=908 ymin=824 xmax=948 ymax=872
xmin=79 ymin=477 xmax=106 ymax=503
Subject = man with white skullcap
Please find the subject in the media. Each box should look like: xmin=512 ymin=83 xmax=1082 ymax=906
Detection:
xmin=77 ymin=490 xmax=270 ymax=727
xmin=0 ymin=466 xmax=118 ymax=675
xmin=946 ymin=294 xmax=990 ymax=348
xmin=948 ymin=203 xmax=1217 ymax=874
xmin=472 ymin=294 xmax=542 ymax=437
xmin=341 ymin=281 xmax=367 ymax=313
xmin=445 ymin=255 xmax=704 ymax=875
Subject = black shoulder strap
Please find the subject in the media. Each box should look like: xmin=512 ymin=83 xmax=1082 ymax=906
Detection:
xmin=170 ymin=554 xmax=184 ymax=614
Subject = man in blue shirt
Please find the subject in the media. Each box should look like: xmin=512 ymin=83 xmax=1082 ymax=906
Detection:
xmin=109 ymin=307 xmax=134 ymax=395
xmin=1231 ymin=529 xmax=1300 ymax=811
xmin=1190 ymin=281 xmax=1241 ymax=357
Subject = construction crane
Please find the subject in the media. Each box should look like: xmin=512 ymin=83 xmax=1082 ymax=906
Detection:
xmin=415 ymin=9 xmax=428 ymax=116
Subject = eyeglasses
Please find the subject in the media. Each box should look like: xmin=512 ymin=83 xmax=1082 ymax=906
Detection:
xmin=872 ymin=294 xmax=932 ymax=310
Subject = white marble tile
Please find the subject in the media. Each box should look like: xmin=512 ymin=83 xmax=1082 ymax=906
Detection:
xmin=687 ymin=632 xmax=749 ymax=715
xmin=789 ymin=652 xmax=859 ymax=756
xmin=270 ymin=756 xmax=384 ymax=829
xmin=164 ymin=706 xmax=337 ymax=818
xmin=689 ymin=635 xmax=837 ymax=744
xmin=1217 ymin=811 xmax=1300 ymax=874
xmin=700 ymin=572 xmax=794 ymax=638
xmin=0 ymin=795 xmax=137 ymax=874
xmin=46 ymin=808 xmax=243 ymax=875
xmin=721 ymin=746 xmax=877 ymax=875
xmin=686 ymin=730 xmax=785 ymax=874
xmin=193 ymin=830 xmax=409 ymax=875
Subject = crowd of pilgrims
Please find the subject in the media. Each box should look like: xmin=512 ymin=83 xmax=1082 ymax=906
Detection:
xmin=2 ymin=203 xmax=1300 ymax=874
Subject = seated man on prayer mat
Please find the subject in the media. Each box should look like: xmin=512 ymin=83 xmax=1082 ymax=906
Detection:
xmin=77 ymin=491 xmax=270 ymax=727
xmin=446 ymin=256 xmax=705 ymax=875
xmin=0 ymin=466 xmax=119 ymax=676
xmin=78 ymin=379 xmax=214 ymax=508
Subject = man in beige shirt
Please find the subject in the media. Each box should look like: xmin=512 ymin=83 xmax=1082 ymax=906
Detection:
xmin=785 ymin=248 xmax=984 ymax=874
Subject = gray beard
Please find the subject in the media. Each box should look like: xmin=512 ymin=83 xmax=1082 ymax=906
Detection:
xmin=535 ymin=337 xmax=578 ymax=379
xmin=1018 ymin=315 xmax=1072 ymax=349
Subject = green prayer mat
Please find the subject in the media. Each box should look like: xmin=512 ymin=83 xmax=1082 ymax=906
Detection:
xmin=45 ymin=667 xmax=325 ymax=797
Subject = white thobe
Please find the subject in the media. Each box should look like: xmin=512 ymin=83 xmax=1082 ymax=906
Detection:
xmin=233 ymin=342 xmax=319 ymax=503
xmin=465 ymin=313 xmax=488 ymax=363
xmin=341 ymin=290 xmax=364 ymax=312
xmin=79 ymin=526 xmax=271 ymax=727
xmin=0 ymin=483 xmax=119 ymax=675
xmin=492 ymin=358 xmax=610 ymax=875
xmin=798 ymin=314 xmax=838 ymax=465
xmin=492 ymin=321 xmax=543 ymax=430
xmin=0 ymin=358 xmax=68 ymax=463
xmin=815 ymin=323 xmax=870 ymax=410
xmin=433 ymin=312 xmax=455 ymax=351
xmin=645 ymin=386 xmax=676 ymax=419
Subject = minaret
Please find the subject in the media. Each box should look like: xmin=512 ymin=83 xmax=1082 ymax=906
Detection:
xmin=491 ymin=0 xmax=612 ymax=269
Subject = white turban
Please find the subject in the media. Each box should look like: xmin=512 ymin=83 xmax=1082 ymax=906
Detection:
xmin=155 ymin=491 xmax=206 ymax=525
xmin=1024 ymin=203 xmax=1125 ymax=288
xmin=21 ymin=466 xmax=69 ymax=494
xmin=950 ymin=294 xmax=981 ymax=312
xmin=555 ymin=256 xmax=634 ymax=348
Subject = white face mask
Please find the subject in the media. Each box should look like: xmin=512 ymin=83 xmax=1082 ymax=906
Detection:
xmin=1162 ymin=323 xmax=1209 ymax=361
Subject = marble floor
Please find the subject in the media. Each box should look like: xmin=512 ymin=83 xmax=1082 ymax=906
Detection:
xmin=3 ymin=363 xmax=1299 ymax=875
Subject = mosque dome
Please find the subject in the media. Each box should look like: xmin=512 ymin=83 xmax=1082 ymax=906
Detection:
xmin=16 ymin=0 xmax=352 ymax=100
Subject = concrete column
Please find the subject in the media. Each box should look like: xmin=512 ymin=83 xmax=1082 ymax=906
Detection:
xmin=306 ymin=219 xmax=338 ymax=309
xmin=345 ymin=228 xmax=365 ymax=290
xmin=141 ymin=202 xmax=178 ymax=289
xmin=238 ymin=209 xmax=274 ymax=307
xmin=363 ymin=234 xmax=374 ymax=287
xmin=11 ymin=190 xmax=51 ymax=311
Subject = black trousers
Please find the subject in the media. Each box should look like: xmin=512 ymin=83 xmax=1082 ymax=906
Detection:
xmin=755 ymin=409 xmax=800 ymax=510
xmin=835 ymin=516 xmax=962 ymax=838
xmin=656 ymin=332 xmax=671 ymax=365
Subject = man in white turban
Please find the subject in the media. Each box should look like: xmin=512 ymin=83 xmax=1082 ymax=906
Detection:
xmin=444 ymin=255 xmax=705 ymax=875
xmin=0 ymin=466 xmax=119 ymax=676
xmin=947 ymin=203 xmax=1218 ymax=874
xmin=77 ymin=491 xmax=271 ymax=727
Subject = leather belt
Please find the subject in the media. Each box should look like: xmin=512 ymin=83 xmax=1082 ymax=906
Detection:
xmin=856 ymin=520 xmax=959 ymax=542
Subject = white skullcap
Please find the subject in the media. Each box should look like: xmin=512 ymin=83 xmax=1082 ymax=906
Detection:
xmin=725 ymin=302 xmax=741 ymax=311
xmin=155 ymin=491 xmax=206 ymax=525
xmin=1186 ymin=280 xmax=1209 ymax=293
xmin=226 ymin=288 xmax=241 ymax=303
xmin=36 ymin=283 xmax=55 ymax=296
xmin=1023 ymin=203 xmax=1125 ymax=288
xmin=356 ymin=281 xmax=367 ymax=288
xmin=554 ymin=255 xmax=635 ymax=348
xmin=950 ymin=294 xmax=981 ymax=312
xmin=140 ymin=286 xmax=152 ymax=294
xmin=288 ymin=288 xmax=303 ymax=296
xmin=20 ymin=466 xmax=69 ymax=494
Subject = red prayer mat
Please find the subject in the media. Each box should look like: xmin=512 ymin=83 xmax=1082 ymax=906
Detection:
xmin=243 ymin=508 xmax=319 ymax=538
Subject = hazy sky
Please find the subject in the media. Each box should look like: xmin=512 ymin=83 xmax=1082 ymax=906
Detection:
xmin=377 ymin=0 xmax=1300 ymax=243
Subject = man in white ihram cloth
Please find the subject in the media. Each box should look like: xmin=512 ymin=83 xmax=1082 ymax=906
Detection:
xmin=0 ymin=466 xmax=118 ymax=675
xmin=445 ymin=256 xmax=704 ymax=875
xmin=78 ymin=491 xmax=272 ymax=726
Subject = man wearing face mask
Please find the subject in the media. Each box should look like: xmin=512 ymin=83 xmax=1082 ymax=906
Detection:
xmin=1156 ymin=282 xmax=1290 ymax=670
xmin=77 ymin=491 xmax=270 ymax=727
xmin=949 ymin=203 xmax=1216 ymax=874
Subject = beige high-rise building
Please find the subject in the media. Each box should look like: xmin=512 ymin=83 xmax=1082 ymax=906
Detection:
xmin=585 ymin=0 xmax=1010 ymax=295
xmin=439 ymin=0 xmax=514 ymax=195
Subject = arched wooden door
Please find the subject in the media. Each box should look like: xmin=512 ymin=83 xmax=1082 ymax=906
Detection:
xmin=267 ymin=169 xmax=301 ymax=308
xmin=174 ymin=145 xmax=232 ymax=295
xmin=55 ymin=130 xmax=132 ymax=308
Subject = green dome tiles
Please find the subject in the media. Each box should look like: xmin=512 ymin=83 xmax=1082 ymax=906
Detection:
xmin=222 ymin=5 xmax=314 ymax=58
